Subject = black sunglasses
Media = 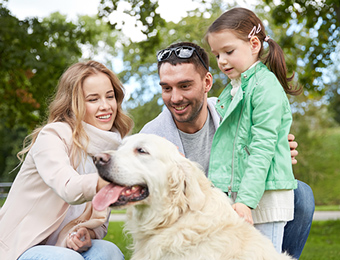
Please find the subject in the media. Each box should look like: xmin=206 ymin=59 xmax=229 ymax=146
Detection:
xmin=156 ymin=46 xmax=208 ymax=70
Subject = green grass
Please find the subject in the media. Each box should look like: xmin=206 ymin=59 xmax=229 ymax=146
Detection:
xmin=104 ymin=222 xmax=133 ymax=259
xmin=315 ymin=205 xmax=340 ymax=211
xmin=106 ymin=220 xmax=340 ymax=260
xmin=300 ymin=220 xmax=340 ymax=260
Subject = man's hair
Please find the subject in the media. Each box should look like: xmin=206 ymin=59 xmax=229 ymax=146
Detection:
xmin=157 ymin=42 xmax=209 ymax=78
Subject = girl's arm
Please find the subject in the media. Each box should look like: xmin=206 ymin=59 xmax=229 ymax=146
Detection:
xmin=236 ymin=76 xmax=290 ymax=209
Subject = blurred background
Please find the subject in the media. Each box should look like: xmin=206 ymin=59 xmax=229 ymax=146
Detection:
xmin=0 ymin=0 xmax=339 ymax=207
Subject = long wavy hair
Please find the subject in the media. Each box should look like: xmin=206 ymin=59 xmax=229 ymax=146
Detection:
xmin=18 ymin=60 xmax=133 ymax=166
xmin=205 ymin=7 xmax=302 ymax=95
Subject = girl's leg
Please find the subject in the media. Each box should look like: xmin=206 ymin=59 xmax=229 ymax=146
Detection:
xmin=81 ymin=240 xmax=124 ymax=260
xmin=254 ymin=221 xmax=286 ymax=253
xmin=18 ymin=245 xmax=84 ymax=260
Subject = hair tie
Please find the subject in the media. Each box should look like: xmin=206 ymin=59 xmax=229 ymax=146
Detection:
xmin=264 ymin=35 xmax=270 ymax=42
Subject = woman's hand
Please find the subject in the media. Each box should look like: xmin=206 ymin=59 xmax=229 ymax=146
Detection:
xmin=232 ymin=202 xmax=254 ymax=225
xmin=97 ymin=176 xmax=110 ymax=192
xmin=66 ymin=227 xmax=92 ymax=252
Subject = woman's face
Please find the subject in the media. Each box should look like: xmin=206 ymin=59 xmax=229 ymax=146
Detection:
xmin=82 ymin=72 xmax=117 ymax=131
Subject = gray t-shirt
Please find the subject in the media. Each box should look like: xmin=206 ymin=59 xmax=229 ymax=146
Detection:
xmin=178 ymin=111 xmax=216 ymax=176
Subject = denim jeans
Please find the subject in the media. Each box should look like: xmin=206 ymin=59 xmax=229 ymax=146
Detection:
xmin=18 ymin=239 xmax=124 ymax=260
xmin=254 ymin=221 xmax=286 ymax=253
xmin=282 ymin=180 xmax=315 ymax=259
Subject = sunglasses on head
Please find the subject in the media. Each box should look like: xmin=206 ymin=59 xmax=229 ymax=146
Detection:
xmin=156 ymin=46 xmax=208 ymax=70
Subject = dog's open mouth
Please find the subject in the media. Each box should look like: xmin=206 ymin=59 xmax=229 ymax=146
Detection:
xmin=92 ymin=183 xmax=149 ymax=211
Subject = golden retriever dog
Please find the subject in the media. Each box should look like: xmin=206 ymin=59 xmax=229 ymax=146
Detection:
xmin=92 ymin=133 xmax=295 ymax=260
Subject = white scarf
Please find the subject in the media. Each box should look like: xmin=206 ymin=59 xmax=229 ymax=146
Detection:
xmin=46 ymin=122 xmax=122 ymax=245
xmin=230 ymin=61 xmax=260 ymax=97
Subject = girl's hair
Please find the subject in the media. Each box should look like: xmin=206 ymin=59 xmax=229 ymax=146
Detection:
xmin=205 ymin=7 xmax=302 ymax=95
xmin=18 ymin=60 xmax=133 ymax=166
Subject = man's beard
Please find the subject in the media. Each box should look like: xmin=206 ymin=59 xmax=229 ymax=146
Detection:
xmin=169 ymin=99 xmax=204 ymax=124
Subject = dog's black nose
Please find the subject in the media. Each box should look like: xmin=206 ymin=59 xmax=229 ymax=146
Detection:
xmin=93 ymin=153 xmax=111 ymax=166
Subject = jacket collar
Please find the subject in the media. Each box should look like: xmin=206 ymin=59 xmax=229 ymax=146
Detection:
xmin=220 ymin=61 xmax=266 ymax=120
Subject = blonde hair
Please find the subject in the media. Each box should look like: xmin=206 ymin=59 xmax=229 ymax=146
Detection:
xmin=18 ymin=60 xmax=133 ymax=166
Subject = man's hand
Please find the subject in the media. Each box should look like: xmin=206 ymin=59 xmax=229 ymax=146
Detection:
xmin=288 ymin=134 xmax=298 ymax=165
xmin=66 ymin=227 xmax=92 ymax=252
xmin=232 ymin=202 xmax=254 ymax=225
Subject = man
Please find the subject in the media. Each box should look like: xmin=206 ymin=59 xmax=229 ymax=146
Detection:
xmin=140 ymin=41 xmax=314 ymax=259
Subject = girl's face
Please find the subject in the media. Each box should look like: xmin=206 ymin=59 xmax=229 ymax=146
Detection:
xmin=208 ymin=29 xmax=259 ymax=79
xmin=82 ymin=72 xmax=117 ymax=131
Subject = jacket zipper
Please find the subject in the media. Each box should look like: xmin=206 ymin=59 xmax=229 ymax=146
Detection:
xmin=231 ymin=91 xmax=249 ymax=195
xmin=244 ymin=145 xmax=250 ymax=155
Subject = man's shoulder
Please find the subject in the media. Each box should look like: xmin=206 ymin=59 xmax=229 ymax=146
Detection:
xmin=140 ymin=108 xmax=173 ymax=134
xmin=207 ymin=96 xmax=218 ymax=105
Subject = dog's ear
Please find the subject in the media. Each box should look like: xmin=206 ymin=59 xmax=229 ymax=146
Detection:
xmin=181 ymin=160 xmax=206 ymax=211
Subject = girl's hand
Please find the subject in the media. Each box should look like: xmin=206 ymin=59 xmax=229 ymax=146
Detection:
xmin=66 ymin=227 xmax=92 ymax=252
xmin=232 ymin=202 xmax=254 ymax=225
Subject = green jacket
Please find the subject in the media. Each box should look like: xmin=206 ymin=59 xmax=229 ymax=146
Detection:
xmin=208 ymin=62 xmax=297 ymax=209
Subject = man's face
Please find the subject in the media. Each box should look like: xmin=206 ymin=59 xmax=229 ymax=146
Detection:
xmin=159 ymin=62 xmax=212 ymax=133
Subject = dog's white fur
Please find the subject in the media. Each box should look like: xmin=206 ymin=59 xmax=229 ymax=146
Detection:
xmin=99 ymin=134 xmax=295 ymax=260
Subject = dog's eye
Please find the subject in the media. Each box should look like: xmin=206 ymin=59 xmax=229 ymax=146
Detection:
xmin=136 ymin=147 xmax=149 ymax=154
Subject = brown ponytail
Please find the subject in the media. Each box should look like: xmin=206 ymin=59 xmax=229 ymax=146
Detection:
xmin=264 ymin=38 xmax=302 ymax=95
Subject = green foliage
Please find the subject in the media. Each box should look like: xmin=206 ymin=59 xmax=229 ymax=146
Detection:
xmin=0 ymin=119 xmax=27 ymax=181
xmin=99 ymin=0 xmax=166 ymax=56
xmin=329 ymin=88 xmax=340 ymax=124
xmin=262 ymin=0 xmax=340 ymax=92
xmin=0 ymin=5 xmax=117 ymax=130
xmin=290 ymin=100 xmax=340 ymax=205
xmin=0 ymin=4 xmax=119 ymax=182
xmin=115 ymin=0 xmax=229 ymax=112
xmin=128 ymin=93 xmax=163 ymax=133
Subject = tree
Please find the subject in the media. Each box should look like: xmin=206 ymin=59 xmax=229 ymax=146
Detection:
xmin=98 ymin=0 xmax=166 ymax=58
xmin=0 ymin=4 xmax=119 ymax=130
xmin=0 ymin=3 xmax=119 ymax=181
xmin=262 ymin=0 xmax=340 ymax=92
xmin=102 ymin=0 xmax=230 ymax=103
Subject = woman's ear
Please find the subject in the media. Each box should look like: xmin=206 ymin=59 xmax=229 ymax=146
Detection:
xmin=249 ymin=36 xmax=261 ymax=55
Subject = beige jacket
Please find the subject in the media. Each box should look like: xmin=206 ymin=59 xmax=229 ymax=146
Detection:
xmin=0 ymin=122 xmax=121 ymax=260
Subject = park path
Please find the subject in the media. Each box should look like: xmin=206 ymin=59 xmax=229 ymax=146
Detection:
xmin=109 ymin=211 xmax=340 ymax=222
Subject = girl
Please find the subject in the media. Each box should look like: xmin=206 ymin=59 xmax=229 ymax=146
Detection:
xmin=205 ymin=7 xmax=301 ymax=253
xmin=0 ymin=61 xmax=133 ymax=260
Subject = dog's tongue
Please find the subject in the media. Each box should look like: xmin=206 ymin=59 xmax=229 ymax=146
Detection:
xmin=92 ymin=183 xmax=125 ymax=211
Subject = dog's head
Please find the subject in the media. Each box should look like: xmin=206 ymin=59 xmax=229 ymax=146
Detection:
xmin=92 ymin=133 xmax=207 ymax=213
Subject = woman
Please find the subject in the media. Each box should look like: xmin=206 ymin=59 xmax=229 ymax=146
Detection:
xmin=0 ymin=61 xmax=133 ymax=260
